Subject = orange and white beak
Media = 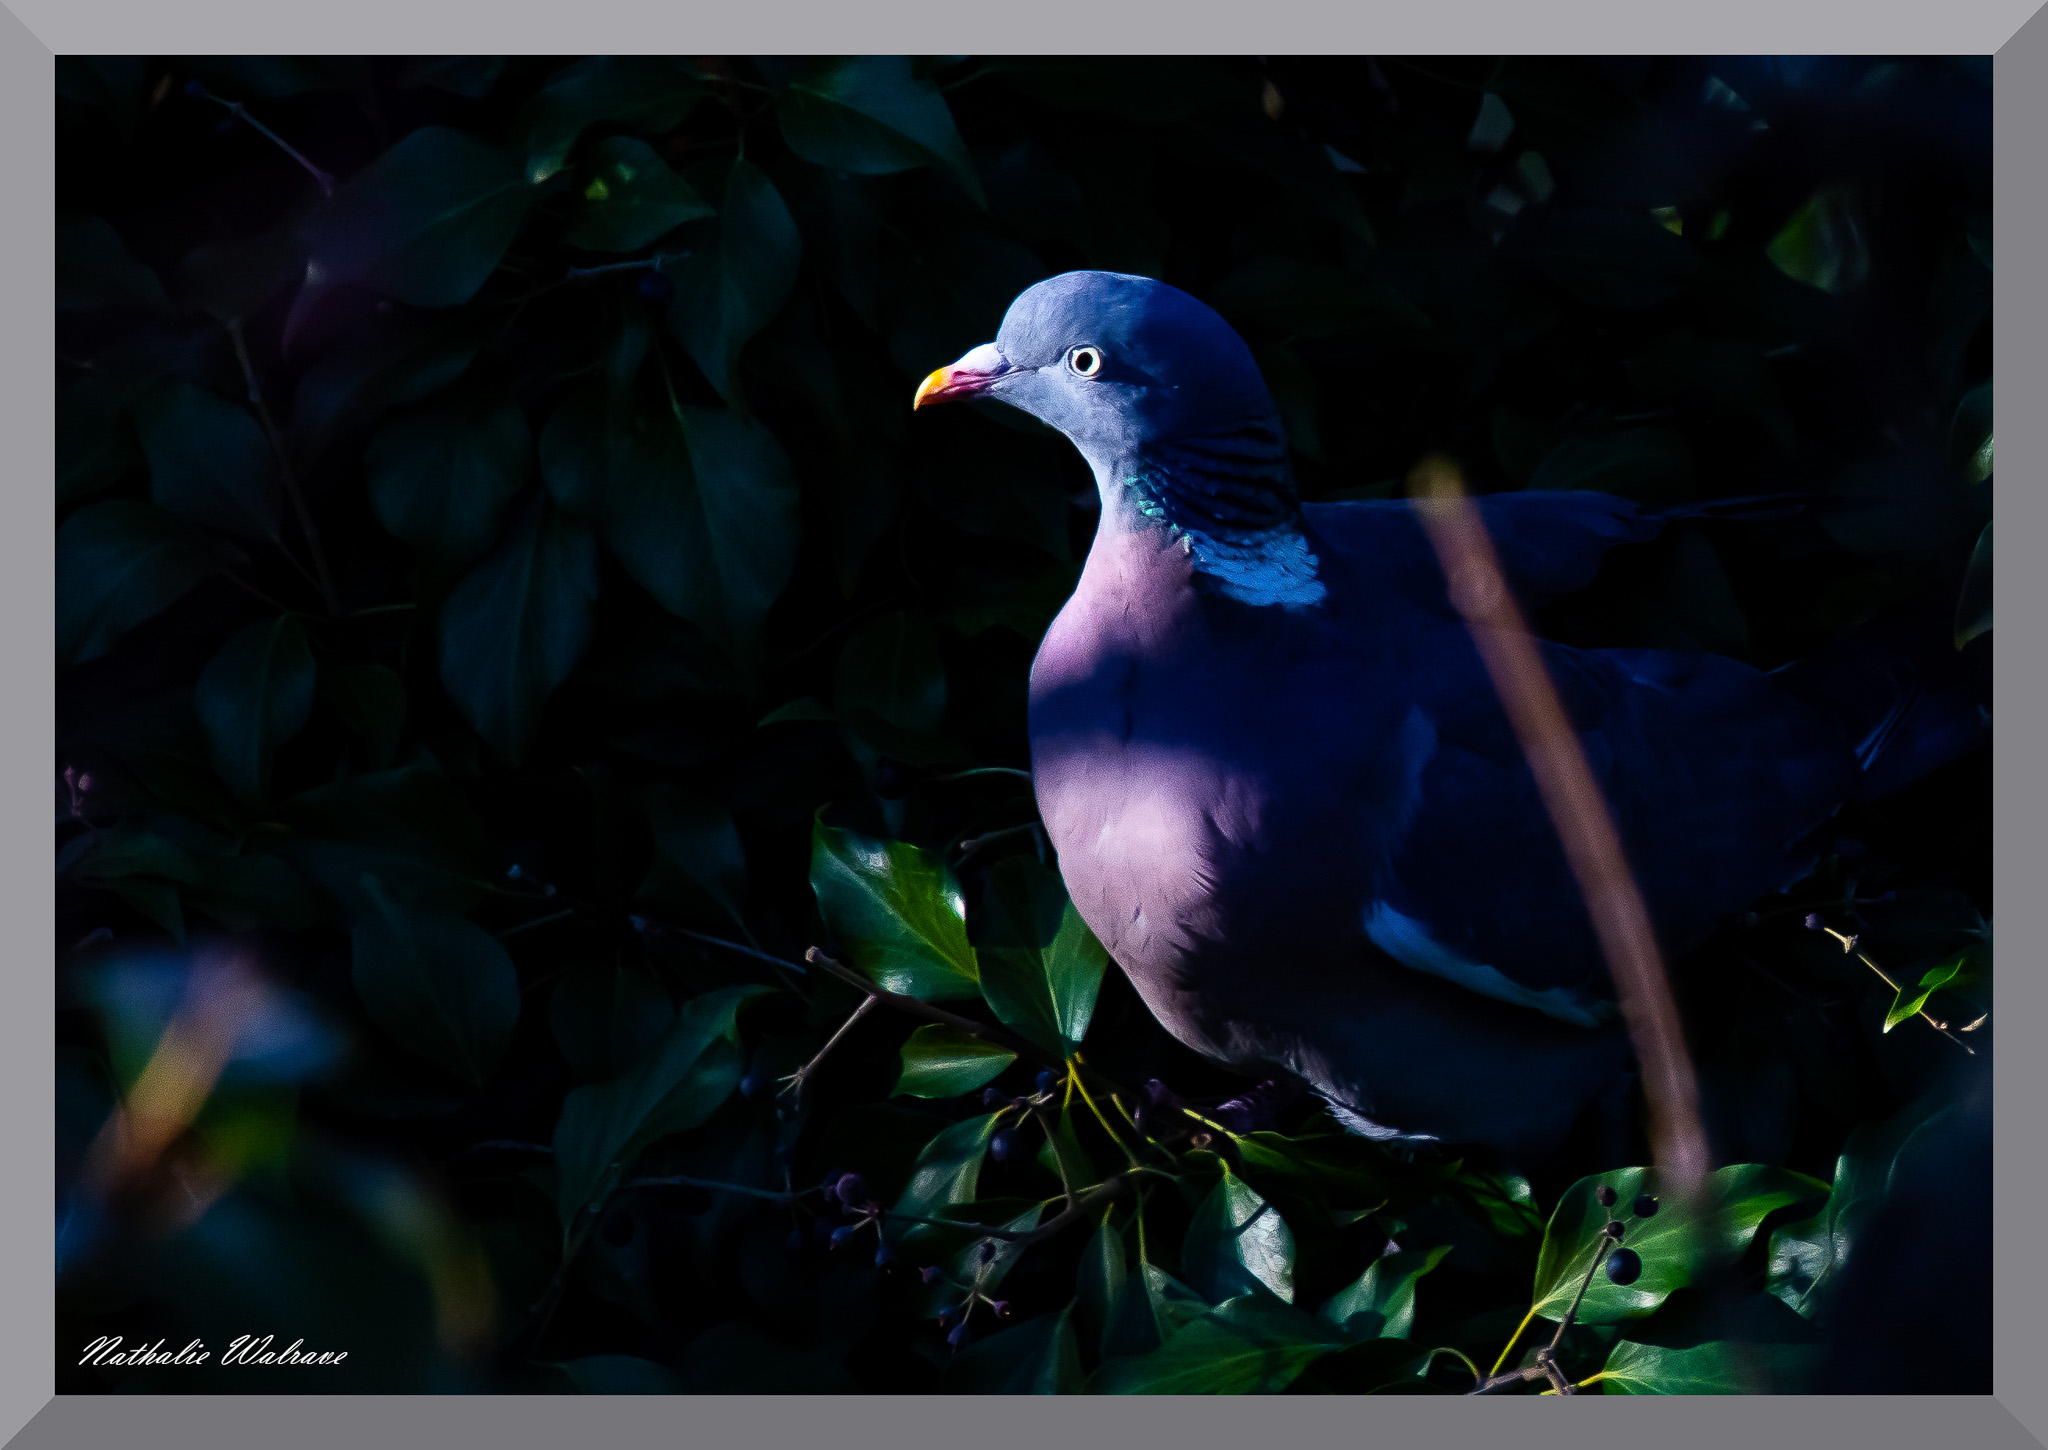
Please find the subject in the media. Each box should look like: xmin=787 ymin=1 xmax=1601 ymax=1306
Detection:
xmin=912 ymin=342 xmax=1012 ymax=410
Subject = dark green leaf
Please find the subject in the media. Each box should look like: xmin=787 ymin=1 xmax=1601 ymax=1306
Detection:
xmin=835 ymin=611 xmax=946 ymax=738
xmin=58 ymin=373 xmax=141 ymax=506
xmin=809 ymin=818 xmax=981 ymax=1000
xmin=289 ymin=310 xmax=487 ymax=449
xmin=883 ymin=1111 xmax=1001 ymax=1245
xmin=1532 ymin=207 xmax=1703 ymax=308
xmin=1077 ymin=1208 xmax=1129 ymax=1355
xmin=514 ymin=57 xmax=704 ymax=185
xmin=396 ymin=56 xmax=507 ymax=99
xmin=549 ymin=965 xmax=676 ymax=1081
xmin=1094 ymin=1292 xmax=1345 ymax=1394
xmin=892 ymin=1024 xmax=1015 ymax=1098
xmin=1532 ymin=1164 xmax=1827 ymax=1324
xmin=304 ymin=126 xmax=534 ymax=308
xmin=1183 ymin=1163 xmax=1297 ymax=1305
xmin=1956 ymin=521 xmax=1991 ymax=648
xmin=1596 ymin=1336 xmax=1819 ymax=1395
xmin=319 ymin=663 xmax=407 ymax=769
xmin=57 ymin=500 xmax=227 ymax=668
xmin=553 ymin=985 xmax=769 ymax=1226
xmin=633 ymin=784 xmax=747 ymax=928
xmin=1768 ymin=187 xmax=1869 ymax=295
xmin=366 ymin=392 xmax=531 ymax=570
xmin=437 ymin=492 xmax=599 ymax=761
xmin=665 ymin=158 xmax=801 ymax=409
xmin=558 ymin=1354 xmax=680 ymax=1394
xmin=539 ymin=385 xmax=800 ymax=657
xmin=179 ymin=225 xmax=308 ymax=325
xmin=1951 ymin=380 xmax=1993 ymax=484
xmin=350 ymin=874 xmax=521 ymax=1087
xmin=275 ymin=767 xmax=498 ymax=920
xmin=944 ymin=1305 xmax=1084 ymax=1393
xmin=194 ymin=615 xmax=316 ymax=804
xmin=135 ymin=383 xmax=283 ymax=542
xmin=57 ymin=214 xmax=169 ymax=312
xmin=564 ymin=136 xmax=714 ymax=252
xmin=974 ymin=856 xmax=1109 ymax=1055
xmin=1318 ymin=1245 xmax=1451 ymax=1340
xmin=1651 ymin=531 xmax=1749 ymax=657
xmin=1528 ymin=427 xmax=1695 ymax=504
xmin=775 ymin=57 xmax=984 ymax=206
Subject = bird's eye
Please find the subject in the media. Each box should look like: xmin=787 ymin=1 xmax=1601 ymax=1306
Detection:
xmin=1067 ymin=346 xmax=1103 ymax=378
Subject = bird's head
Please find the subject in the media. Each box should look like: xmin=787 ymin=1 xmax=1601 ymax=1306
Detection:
xmin=914 ymin=271 xmax=1283 ymax=483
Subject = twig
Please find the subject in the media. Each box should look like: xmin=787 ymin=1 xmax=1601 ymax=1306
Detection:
xmin=186 ymin=81 xmax=336 ymax=196
xmin=956 ymin=821 xmax=1042 ymax=861
xmin=659 ymin=924 xmax=807 ymax=984
xmin=1820 ymin=927 xmax=1974 ymax=1054
xmin=884 ymin=1172 xmax=1135 ymax=1248
xmin=779 ymin=996 xmax=879 ymax=1104
xmin=932 ymin=767 xmax=1034 ymax=785
xmin=1471 ymin=1222 xmax=1612 ymax=1395
xmin=625 ymin=1173 xmax=799 ymax=1203
xmin=229 ymin=321 xmax=339 ymax=616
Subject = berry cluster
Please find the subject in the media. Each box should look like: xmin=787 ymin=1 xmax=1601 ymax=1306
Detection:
xmin=1591 ymin=1184 xmax=1659 ymax=1287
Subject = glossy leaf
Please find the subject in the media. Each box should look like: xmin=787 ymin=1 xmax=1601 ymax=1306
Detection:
xmin=634 ymin=784 xmax=747 ymax=928
xmin=775 ymin=57 xmax=984 ymax=205
xmin=56 ymin=214 xmax=168 ymax=312
xmin=553 ymin=984 xmax=770 ymax=1226
xmin=1076 ymin=1208 xmax=1128 ymax=1354
xmin=514 ymin=56 xmax=704 ymax=184
xmin=539 ymin=384 xmax=801 ymax=658
xmin=1183 ymin=1163 xmax=1297 ymax=1305
xmin=884 ymin=1111 xmax=1002 ymax=1243
xmin=1095 ymin=1293 xmax=1346 ymax=1394
xmin=1950 ymin=380 xmax=1993 ymax=484
xmin=304 ymin=126 xmax=535 ymax=308
xmin=1768 ymin=186 xmax=1869 ymax=295
xmin=665 ymin=158 xmax=801 ymax=409
xmin=1596 ymin=1336 xmax=1819 ymax=1395
xmin=135 ymin=383 xmax=283 ymax=542
xmin=57 ymin=500 xmax=227 ymax=668
xmin=366 ymin=392 xmax=531 ymax=569
xmin=1884 ymin=956 xmax=1965 ymax=1032
xmin=350 ymin=874 xmax=521 ymax=1087
xmin=1532 ymin=1164 xmax=1827 ymax=1324
xmin=437 ymin=492 xmax=599 ymax=762
xmin=549 ymin=965 xmax=676 ymax=1082
xmin=1318 ymin=1245 xmax=1451 ymax=1340
xmin=809 ymin=818 xmax=980 ymax=1000
xmin=892 ymin=1024 xmax=1015 ymax=1098
xmin=194 ymin=616 xmax=316 ymax=804
xmin=974 ymin=857 xmax=1110 ymax=1054
xmin=1955 ymin=522 xmax=1991 ymax=648
xmin=945 ymin=1305 xmax=1084 ymax=1393
xmin=565 ymin=136 xmax=713 ymax=252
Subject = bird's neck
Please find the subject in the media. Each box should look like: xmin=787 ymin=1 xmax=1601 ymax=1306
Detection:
xmin=1093 ymin=423 xmax=1326 ymax=611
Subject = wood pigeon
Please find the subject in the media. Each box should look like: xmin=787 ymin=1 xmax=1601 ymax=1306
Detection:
xmin=914 ymin=270 xmax=1987 ymax=1163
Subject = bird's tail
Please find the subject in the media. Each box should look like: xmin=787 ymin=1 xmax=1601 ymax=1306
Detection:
xmin=1770 ymin=612 xmax=1990 ymax=801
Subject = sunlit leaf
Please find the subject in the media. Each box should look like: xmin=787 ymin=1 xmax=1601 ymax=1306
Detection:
xmin=1183 ymin=1162 xmax=1297 ymax=1305
xmin=1318 ymin=1244 xmax=1451 ymax=1340
xmin=1596 ymin=1335 xmax=1819 ymax=1395
xmin=809 ymin=818 xmax=980 ymax=1000
xmin=892 ymin=1023 xmax=1015 ymax=1098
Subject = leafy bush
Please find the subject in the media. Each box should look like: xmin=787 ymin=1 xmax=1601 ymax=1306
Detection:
xmin=55 ymin=54 xmax=1991 ymax=1393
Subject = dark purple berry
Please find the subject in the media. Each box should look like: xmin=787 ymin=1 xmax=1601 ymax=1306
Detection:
xmin=978 ymin=1239 xmax=997 ymax=1264
xmin=835 ymin=1172 xmax=869 ymax=1207
xmin=812 ymin=1214 xmax=841 ymax=1242
xmin=830 ymin=1224 xmax=859 ymax=1250
xmin=1804 ymin=913 xmax=1824 ymax=931
xmin=874 ymin=1242 xmax=895 ymax=1268
xmin=920 ymin=1265 xmax=941 ymax=1284
xmin=821 ymin=1173 xmax=843 ymax=1205
xmin=990 ymin=1130 xmax=1018 ymax=1163
xmin=1632 ymin=1194 xmax=1659 ymax=1219
xmin=872 ymin=757 xmax=914 ymax=799
xmin=1595 ymin=1185 xmax=1617 ymax=1208
xmin=936 ymin=1306 xmax=959 ymax=1330
xmin=992 ymin=1299 xmax=1012 ymax=1319
xmin=1604 ymin=1248 xmax=1642 ymax=1286
xmin=946 ymin=1322 xmax=971 ymax=1349
xmin=982 ymin=1087 xmax=1005 ymax=1108
xmin=740 ymin=1073 xmax=769 ymax=1100
xmin=1603 ymin=1220 xmax=1626 ymax=1240
xmin=1036 ymin=1069 xmax=1055 ymax=1094
xmin=599 ymin=1207 xmax=635 ymax=1246
xmin=636 ymin=269 xmax=673 ymax=306
xmin=784 ymin=1229 xmax=807 ymax=1256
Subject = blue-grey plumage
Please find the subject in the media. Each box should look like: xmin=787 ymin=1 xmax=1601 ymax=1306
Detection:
xmin=915 ymin=271 xmax=1988 ymax=1162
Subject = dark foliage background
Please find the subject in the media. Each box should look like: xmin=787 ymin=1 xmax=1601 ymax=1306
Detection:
xmin=55 ymin=55 xmax=1992 ymax=1394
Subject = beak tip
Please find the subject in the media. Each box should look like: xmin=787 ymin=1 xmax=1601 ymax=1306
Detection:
xmin=912 ymin=368 xmax=948 ymax=412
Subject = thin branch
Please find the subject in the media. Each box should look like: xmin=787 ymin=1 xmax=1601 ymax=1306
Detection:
xmin=187 ymin=82 xmax=336 ymax=195
xmin=625 ymin=1173 xmax=801 ymax=1203
xmin=884 ymin=1172 xmax=1135 ymax=1248
xmin=229 ymin=321 xmax=339 ymax=616
xmin=779 ymin=995 xmax=879 ymax=1104
xmin=1820 ymin=927 xmax=1974 ymax=1053
xmin=659 ymin=925 xmax=808 ymax=985
xmin=931 ymin=767 xmax=1034 ymax=786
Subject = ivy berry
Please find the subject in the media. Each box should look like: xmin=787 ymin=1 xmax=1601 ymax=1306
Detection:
xmin=1604 ymin=1248 xmax=1643 ymax=1286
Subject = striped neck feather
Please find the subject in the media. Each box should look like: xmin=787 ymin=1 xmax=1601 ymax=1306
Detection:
xmin=1121 ymin=423 xmax=1326 ymax=610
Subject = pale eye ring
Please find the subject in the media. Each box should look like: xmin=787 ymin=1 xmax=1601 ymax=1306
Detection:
xmin=1067 ymin=345 xmax=1103 ymax=377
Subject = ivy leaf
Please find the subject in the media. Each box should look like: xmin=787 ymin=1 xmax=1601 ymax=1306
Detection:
xmin=1955 ymin=522 xmax=1991 ymax=649
xmin=1531 ymin=1164 xmax=1827 ymax=1324
xmin=665 ymin=157 xmax=801 ymax=410
xmin=1076 ymin=1209 xmax=1128 ymax=1356
xmin=883 ymin=1110 xmax=1002 ymax=1249
xmin=350 ymin=874 xmax=521 ymax=1088
xmin=565 ymin=136 xmax=714 ymax=252
xmin=539 ymin=384 xmax=800 ymax=659
xmin=135 ymin=383 xmax=284 ymax=543
xmin=1883 ymin=956 xmax=1966 ymax=1032
xmin=1183 ymin=1162 xmax=1297 ymax=1305
xmin=366 ymin=392 xmax=531 ymax=571
xmin=56 ymin=214 xmax=169 ymax=312
xmin=57 ymin=500 xmax=229 ymax=668
xmin=276 ymin=767 xmax=499 ymax=921
xmin=774 ymin=57 xmax=984 ymax=206
xmin=944 ymin=1305 xmax=1084 ymax=1393
xmin=892 ymin=1024 xmax=1015 ymax=1098
xmin=513 ymin=56 xmax=704 ymax=185
xmin=1767 ymin=186 xmax=1869 ymax=295
xmin=1094 ymin=1293 xmax=1345 ymax=1394
xmin=808 ymin=817 xmax=981 ymax=1000
xmin=549 ymin=965 xmax=677 ymax=1082
xmin=1317 ymin=1245 xmax=1451 ymax=1340
xmin=194 ymin=616 xmax=316 ymax=805
xmin=835 ymin=610 xmax=947 ymax=739
xmin=974 ymin=856 xmax=1109 ymax=1055
xmin=1533 ymin=206 xmax=1704 ymax=308
xmin=1950 ymin=380 xmax=1993 ymax=484
xmin=633 ymin=784 xmax=747 ymax=929
xmin=319 ymin=662 xmax=407 ymax=770
xmin=552 ymin=984 xmax=770 ymax=1227
xmin=437 ymin=491 xmax=599 ymax=762
xmin=304 ymin=126 xmax=535 ymax=308
xmin=1596 ymin=1336 xmax=1820 ymax=1395
xmin=557 ymin=1355 xmax=680 ymax=1395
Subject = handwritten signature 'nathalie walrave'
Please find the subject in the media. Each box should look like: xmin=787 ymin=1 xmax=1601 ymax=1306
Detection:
xmin=80 ymin=1335 xmax=348 ymax=1368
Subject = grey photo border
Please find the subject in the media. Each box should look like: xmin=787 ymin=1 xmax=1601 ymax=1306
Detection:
xmin=8 ymin=3 xmax=2040 ymax=1446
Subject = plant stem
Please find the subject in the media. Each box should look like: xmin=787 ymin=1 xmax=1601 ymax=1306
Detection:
xmin=229 ymin=321 xmax=339 ymax=616
xmin=189 ymin=83 xmax=335 ymax=195
xmin=780 ymin=996 xmax=879 ymax=1104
